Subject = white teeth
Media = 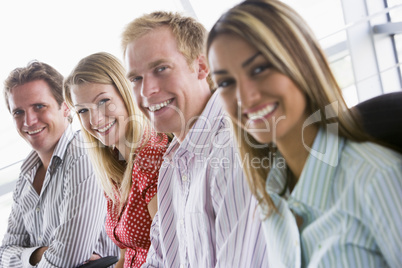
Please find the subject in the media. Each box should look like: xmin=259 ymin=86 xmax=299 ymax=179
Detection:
xmin=247 ymin=104 xmax=277 ymax=120
xmin=28 ymin=128 xmax=44 ymax=135
xmin=148 ymin=99 xmax=172 ymax=112
xmin=98 ymin=120 xmax=116 ymax=133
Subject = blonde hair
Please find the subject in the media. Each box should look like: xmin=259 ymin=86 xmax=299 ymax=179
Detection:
xmin=121 ymin=11 xmax=215 ymax=90
xmin=63 ymin=52 xmax=150 ymax=208
xmin=207 ymin=0 xmax=373 ymax=216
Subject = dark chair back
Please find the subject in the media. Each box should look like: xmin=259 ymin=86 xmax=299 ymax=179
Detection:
xmin=355 ymin=91 xmax=402 ymax=154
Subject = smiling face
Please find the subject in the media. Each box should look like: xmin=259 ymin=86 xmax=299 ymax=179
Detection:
xmin=125 ymin=26 xmax=211 ymax=141
xmin=208 ymin=34 xmax=309 ymax=145
xmin=8 ymin=79 xmax=69 ymax=160
xmin=71 ymin=83 xmax=129 ymax=147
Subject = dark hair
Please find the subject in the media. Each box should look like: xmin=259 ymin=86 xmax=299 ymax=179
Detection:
xmin=4 ymin=60 xmax=65 ymax=111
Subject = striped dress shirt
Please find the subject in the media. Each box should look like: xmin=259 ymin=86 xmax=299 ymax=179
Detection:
xmin=262 ymin=127 xmax=402 ymax=268
xmin=143 ymin=92 xmax=268 ymax=268
xmin=0 ymin=125 xmax=118 ymax=268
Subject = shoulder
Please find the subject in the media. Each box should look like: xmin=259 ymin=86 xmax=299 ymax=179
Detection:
xmin=342 ymin=141 xmax=401 ymax=171
xmin=64 ymin=130 xmax=90 ymax=161
xmin=60 ymin=131 xmax=96 ymax=184
xmin=137 ymin=132 xmax=169 ymax=161
xmin=134 ymin=132 xmax=169 ymax=174
xmin=338 ymin=141 xmax=402 ymax=223
xmin=338 ymin=141 xmax=401 ymax=196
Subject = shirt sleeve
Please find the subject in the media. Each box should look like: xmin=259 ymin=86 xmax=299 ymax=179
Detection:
xmin=135 ymin=141 xmax=167 ymax=204
xmin=363 ymin=164 xmax=402 ymax=268
xmin=141 ymin=212 xmax=163 ymax=268
xmin=37 ymin=155 xmax=109 ymax=267
xmin=0 ymin=184 xmax=38 ymax=268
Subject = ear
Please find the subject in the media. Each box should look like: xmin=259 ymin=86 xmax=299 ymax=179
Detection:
xmin=62 ymin=101 xmax=70 ymax=118
xmin=196 ymin=55 xmax=210 ymax=80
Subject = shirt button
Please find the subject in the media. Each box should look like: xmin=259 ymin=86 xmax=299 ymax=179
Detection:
xmin=179 ymin=218 xmax=184 ymax=225
xmin=180 ymin=264 xmax=184 ymax=268
xmin=294 ymin=240 xmax=299 ymax=247
xmin=181 ymin=175 xmax=187 ymax=182
xmin=36 ymin=207 xmax=40 ymax=212
xmin=38 ymin=236 xmax=42 ymax=241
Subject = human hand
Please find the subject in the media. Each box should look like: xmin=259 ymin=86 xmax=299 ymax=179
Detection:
xmin=114 ymin=248 xmax=126 ymax=268
xmin=83 ymin=253 xmax=101 ymax=264
xmin=29 ymin=246 xmax=49 ymax=265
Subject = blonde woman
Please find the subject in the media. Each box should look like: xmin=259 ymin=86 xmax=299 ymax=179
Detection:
xmin=63 ymin=52 xmax=169 ymax=268
xmin=207 ymin=0 xmax=402 ymax=267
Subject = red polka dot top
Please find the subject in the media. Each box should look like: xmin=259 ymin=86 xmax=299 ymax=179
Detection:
xmin=105 ymin=132 xmax=169 ymax=268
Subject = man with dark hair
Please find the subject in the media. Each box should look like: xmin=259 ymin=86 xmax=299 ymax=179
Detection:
xmin=0 ymin=61 xmax=118 ymax=267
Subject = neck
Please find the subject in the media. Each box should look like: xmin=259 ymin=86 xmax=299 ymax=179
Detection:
xmin=36 ymin=123 xmax=69 ymax=171
xmin=115 ymin=141 xmax=131 ymax=162
xmin=277 ymin=123 xmax=318 ymax=185
xmin=175 ymin=89 xmax=212 ymax=143
xmin=38 ymin=156 xmax=50 ymax=172
xmin=37 ymin=148 xmax=55 ymax=171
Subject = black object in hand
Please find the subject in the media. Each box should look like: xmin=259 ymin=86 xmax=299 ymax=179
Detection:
xmin=77 ymin=256 xmax=119 ymax=268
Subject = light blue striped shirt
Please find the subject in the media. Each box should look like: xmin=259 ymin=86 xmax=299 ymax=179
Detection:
xmin=262 ymin=127 xmax=402 ymax=268
xmin=0 ymin=125 xmax=118 ymax=268
xmin=143 ymin=92 xmax=268 ymax=267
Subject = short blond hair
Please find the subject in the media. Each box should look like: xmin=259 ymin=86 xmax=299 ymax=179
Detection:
xmin=121 ymin=11 xmax=214 ymax=89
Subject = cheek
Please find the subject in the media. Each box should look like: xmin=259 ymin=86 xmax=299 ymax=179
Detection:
xmin=220 ymin=92 xmax=238 ymax=118
xmin=15 ymin=120 xmax=25 ymax=133
xmin=289 ymin=90 xmax=308 ymax=120
xmin=79 ymin=116 xmax=93 ymax=133
xmin=132 ymin=87 xmax=141 ymax=101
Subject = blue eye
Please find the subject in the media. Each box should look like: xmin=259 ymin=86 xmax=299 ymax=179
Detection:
xmin=156 ymin=66 xmax=167 ymax=72
xmin=131 ymin=76 xmax=142 ymax=83
xmin=252 ymin=64 xmax=272 ymax=75
xmin=35 ymin=104 xmax=45 ymax=109
xmin=217 ymin=79 xmax=234 ymax=89
xmin=13 ymin=110 xmax=24 ymax=116
xmin=98 ymin=98 xmax=110 ymax=106
xmin=77 ymin=108 xmax=88 ymax=114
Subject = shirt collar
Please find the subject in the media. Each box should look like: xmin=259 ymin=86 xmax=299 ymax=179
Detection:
xmin=20 ymin=125 xmax=75 ymax=175
xmin=51 ymin=124 xmax=75 ymax=161
xmin=266 ymin=128 xmax=346 ymax=209
xmin=266 ymin=151 xmax=288 ymax=195
xmin=164 ymin=92 xmax=225 ymax=160
xmin=291 ymin=127 xmax=345 ymax=210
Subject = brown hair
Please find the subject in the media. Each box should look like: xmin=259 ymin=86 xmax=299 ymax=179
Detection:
xmin=207 ymin=0 xmax=372 ymax=216
xmin=4 ymin=60 xmax=64 ymax=111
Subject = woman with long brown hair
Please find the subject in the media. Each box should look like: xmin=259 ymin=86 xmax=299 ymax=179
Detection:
xmin=207 ymin=1 xmax=402 ymax=267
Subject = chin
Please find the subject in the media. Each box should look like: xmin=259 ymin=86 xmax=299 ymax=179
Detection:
xmin=249 ymin=134 xmax=272 ymax=145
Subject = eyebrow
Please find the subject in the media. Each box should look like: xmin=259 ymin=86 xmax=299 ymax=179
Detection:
xmin=74 ymin=92 xmax=106 ymax=107
xmin=11 ymin=102 xmax=46 ymax=113
xmin=242 ymin=52 xmax=262 ymax=67
xmin=126 ymin=59 xmax=169 ymax=79
xmin=212 ymin=52 xmax=262 ymax=75
xmin=11 ymin=107 xmax=21 ymax=114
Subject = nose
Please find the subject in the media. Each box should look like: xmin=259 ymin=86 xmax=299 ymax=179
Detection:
xmin=140 ymin=76 xmax=159 ymax=98
xmin=89 ymin=107 xmax=104 ymax=127
xmin=24 ymin=111 xmax=38 ymax=127
xmin=237 ymin=78 xmax=261 ymax=109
